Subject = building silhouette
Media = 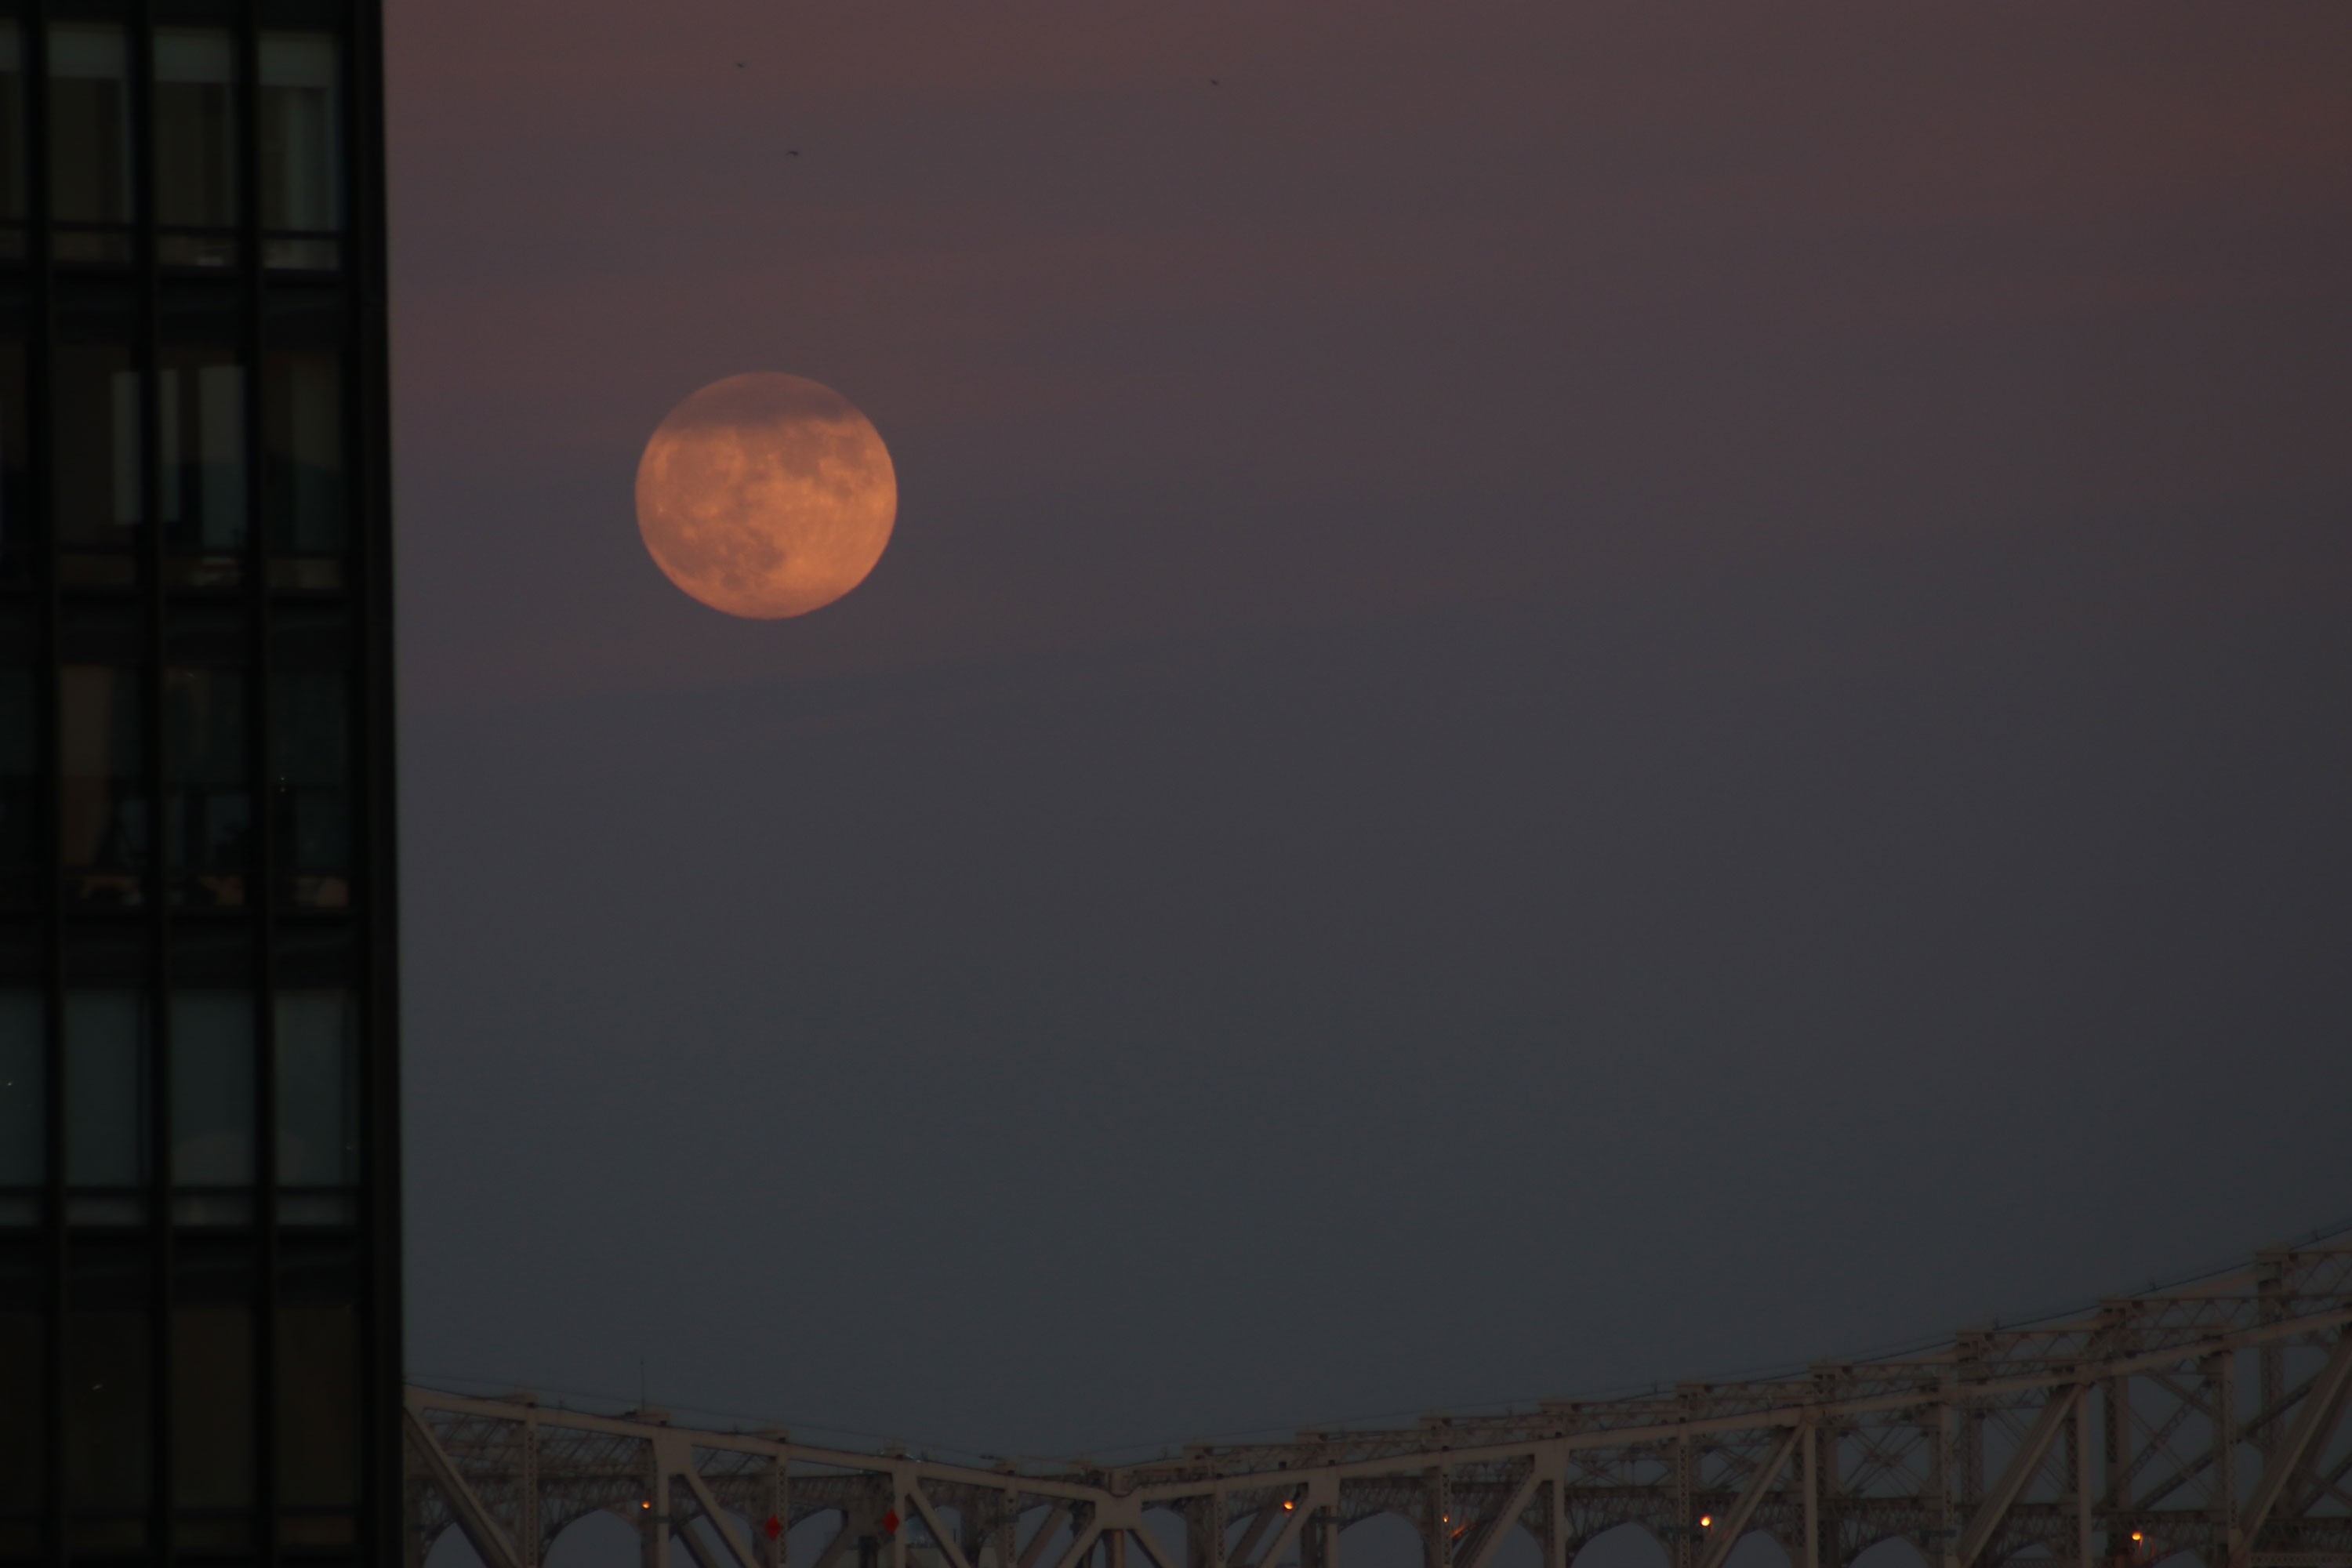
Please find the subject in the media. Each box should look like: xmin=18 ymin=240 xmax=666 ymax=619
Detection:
xmin=0 ymin=5 xmax=398 ymax=1568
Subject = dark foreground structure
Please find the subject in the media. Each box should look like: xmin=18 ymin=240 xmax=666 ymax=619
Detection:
xmin=0 ymin=3 xmax=398 ymax=1567
xmin=406 ymin=1236 xmax=2352 ymax=1568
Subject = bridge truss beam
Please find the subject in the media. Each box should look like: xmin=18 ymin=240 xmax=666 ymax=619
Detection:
xmin=406 ymin=1238 xmax=2352 ymax=1568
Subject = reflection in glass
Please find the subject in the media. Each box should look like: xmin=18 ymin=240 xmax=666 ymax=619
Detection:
xmin=260 ymin=34 xmax=339 ymax=270
xmin=53 ymin=345 xmax=140 ymax=584
xmin=0 ymin=990 xmax=38 ymax=1187
xmin=61 ymin=666 xmax=147 ymax=906
xmin=266 ymin=351 xmax=346 ymax=583
xmin=271 ymin=671 xmax=347 ymax=906
xmin=165 ymin=669 xmax=250 ymax=906
xmin=155 ymin=29 xmax=238 ymax=267
xmin=49 ymin=25 xmax=132 ymax=263
xmin=171 ymin=993 xmax=254 ymax=1187
xmin=64 ymin=991 xmax=144 ymax=1187
xmin=161 ymin=349 xmax=248 ymax=579
xmin=275 ymin=991 xmax=354 ymax=1187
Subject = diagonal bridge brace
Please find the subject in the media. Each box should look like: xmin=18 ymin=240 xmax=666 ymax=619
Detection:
xmin=405 ymin=1407 xmax=527 ymax=1568
xmin=1955 ymin=1386 xmax=2082 ymax=1568
xmin=1695 ymin=1426 xmax=1806 ymax=1568
xmin=2229 ymin=1327 xmax=2352 ymax=1568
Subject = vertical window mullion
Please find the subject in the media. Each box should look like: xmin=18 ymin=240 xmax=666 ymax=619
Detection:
xmin=234 ymin=4 xmax=278 ymax=1562
xmin=126 ymin=4 xmax=178 ymax=1550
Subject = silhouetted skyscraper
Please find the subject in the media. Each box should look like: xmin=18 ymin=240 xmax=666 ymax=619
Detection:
xmin=0 ymin=5 xmax=398 ymax=1567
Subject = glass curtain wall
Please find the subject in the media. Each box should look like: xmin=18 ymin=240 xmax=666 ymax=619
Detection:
xmin=0 ymin=4 xmax=394 ymax=1568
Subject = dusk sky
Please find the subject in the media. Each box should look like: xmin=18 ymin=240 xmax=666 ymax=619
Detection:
xmin=390 ymin=1 xmax=2352 ymax=1461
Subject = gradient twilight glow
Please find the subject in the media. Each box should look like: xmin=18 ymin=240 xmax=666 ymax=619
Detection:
xmin=634 ymin=373 xmax=898 ymax=619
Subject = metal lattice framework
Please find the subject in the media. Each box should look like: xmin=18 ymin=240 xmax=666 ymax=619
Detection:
xmin=406 ymin=1236 xmax=2352 ymax=1568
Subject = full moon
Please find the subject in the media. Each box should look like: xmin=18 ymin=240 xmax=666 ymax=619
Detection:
xmin=634 ymin=373 xmax=898 ymax=619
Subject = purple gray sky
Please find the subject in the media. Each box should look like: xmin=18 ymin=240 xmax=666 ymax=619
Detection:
xmin=391 ymin=0 xmax=2352 ymax=1461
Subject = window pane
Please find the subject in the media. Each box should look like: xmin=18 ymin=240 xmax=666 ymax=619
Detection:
xmin=49 ymin=25 xmax=132 ymax=260
xmin=0 ymin=27 xmax=21 ymax=253
xmin=0 ymin=669 xmax=31 ymax=896
xmin=154 ymin=29 xmax=237 ymax=265
xmin=277 ymin=1247 xmax=355 ymax=1509
xmin=170 ymin=993 xmax=252 ymax=1186
xmin=64 ymin=990 xmax=144 ymax=1187
xmin=260 ymin=34 xmax=339 ymax=269
xmin=0 ymin=1246 xmax=44 ymax=1514
xmin=0 ymin=339 xmax=27 ymax=579
xmin=66 ymin=1245 xmax=150 ymax=1519
xmin=274 ymin=991 xmax=353 ymax=1187
xmin=53 ymin=345 xmax=142 ymax=552
xmin=0 ymin=991 xmax=38 ymax=1185
xmin=165 ymin=668 xmax=251 ymax=908
xmin=264 ymin=351 xmax=345 ymax=564
xmin=172 ymin=1247 xmax=252 ymax=1509
xmin=161 ymin=350 xmax=247 ymax=554
xmin=270 ymin=670 xmax=348 ymax=904
xmin=60 ymin=666 xmax=147 ymax=906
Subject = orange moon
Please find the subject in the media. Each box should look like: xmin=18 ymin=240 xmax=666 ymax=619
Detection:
xmin=634 ymin=373 xmax=898 ymax=619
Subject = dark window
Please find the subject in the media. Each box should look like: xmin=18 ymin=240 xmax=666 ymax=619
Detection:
xmin=53 ymin=344 xmax=140 ymax=586
xmin=172 ymin=1243 xmax=255 ymax=1528
xmin=0 ymin=990 xmax=37 ymax=1192
xmin=0 ymin=339 xmax=27 ymax=583
xmin=265 ymin=349 xmax=346 ymax=582
xmin=0 ymin=1246 xmax=45 ymax=1530
xmin=0 ymin=25 xmax=24 ymax=256
xmin=60 ymin=666 xmax=147 ymax=906
xmin=270 ymin=669 xmax=347 ymax=906
xmin=274 ymin=989 xmax=354 ymax=1190
xmin=170 ymin=991 xmax=254 ymax=1189
xmin=65 ymin=1244 xmax=150 ymax=1548
xmin=260 ymin=34 xmax=339 ymax=272
xmin=48 ymin=26 xmax=132 ymax=266
xmin=155 ymin=29 xmax=238 ymax=269
xmin=63 ymin=989 xmax=145 ymax=1190
xmin=276 ymin=1245 xmax=358 ymax=1528
xmin=0 ymin=667 xmax=31 ymax=904
xmin=166 ymin=667 xmax=251 ymax=907
xmin=160 ymin=347 xmax=249 ymax=572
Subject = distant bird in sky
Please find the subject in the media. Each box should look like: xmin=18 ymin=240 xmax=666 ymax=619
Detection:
xmin=788 ymin=150 xmax=800 ymax=157
xmin=1210 ymin=78 xmax=1221 ymax=86
xmin=735 ymin=60 xmax=747 ymax=68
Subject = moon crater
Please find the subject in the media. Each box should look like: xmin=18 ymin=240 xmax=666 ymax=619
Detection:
xmin=635 ymin=373 xmax=898 ymax=619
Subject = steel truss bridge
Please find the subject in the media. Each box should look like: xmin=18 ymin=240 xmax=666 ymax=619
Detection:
xmin=406 ymin=1236 xmax=2352 ymax=1568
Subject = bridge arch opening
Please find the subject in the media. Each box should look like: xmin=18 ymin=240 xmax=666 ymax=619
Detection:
xmin=423 ymin=1526 xmax=488 ymax=1568
xmin=1489 ymin=1522 xmax=1545 ymax=1568
xmin=1849 ymin=1537 xmax=1930 ymax=1568
xmin=787 ymin=1508 xmax=847 ymax=1568
xmin=1571 ymin=1523 xmax=1668 ymax=1568
xmin=1722 ymin=1530 xmax=1791 ymax=1568
xmin=546 ymin=1506 xmax=645 ymax=1568
xmin=1338 ymin=1508 xmax=1425 ymax=1568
